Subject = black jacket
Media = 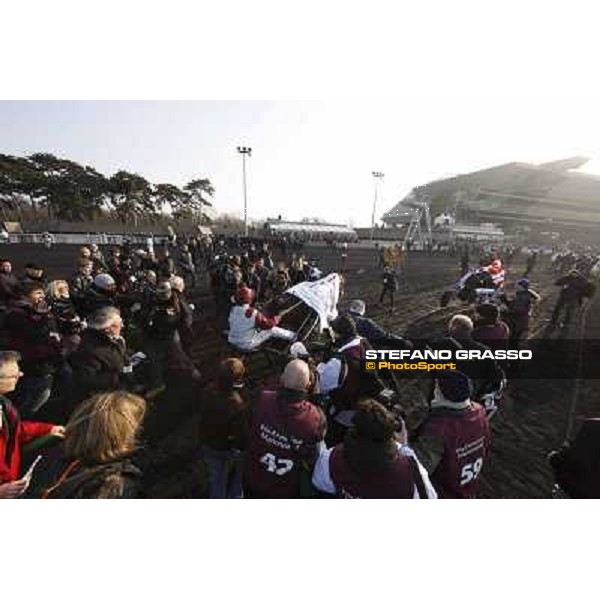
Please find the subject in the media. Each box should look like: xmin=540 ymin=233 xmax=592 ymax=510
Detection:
xmin=0 ymin=273 xmax=19 ymax=307
xmin=1 ymin=302 xmax=61 ymax=375
xmin=79 ymin=285 xmax=117 ymax=319
xmin=349 ymin=311 xmax=412 ymax=350
xmin=428 ymin=336 xmax=504 ymax=399
xmin=69 ymin=328 xmax=127 ymax=401
xmin=28 ymin=447 xmax=142 ymax=499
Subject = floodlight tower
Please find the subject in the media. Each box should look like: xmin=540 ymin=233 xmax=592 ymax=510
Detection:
xmin=371 ymin=171 xmax=384 ymax=241
xmin=237 ymin=146 xmax=252 ymax=237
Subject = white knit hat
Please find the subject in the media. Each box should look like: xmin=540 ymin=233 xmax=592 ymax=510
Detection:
xmin=289 ymin=342 xmax=309 ymax=359
xmin=94 ymin=273 xmax=116 ymax=290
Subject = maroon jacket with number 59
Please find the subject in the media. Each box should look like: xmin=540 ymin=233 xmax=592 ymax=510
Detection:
xmin=413 ymin=403 xmax=490 ymax=499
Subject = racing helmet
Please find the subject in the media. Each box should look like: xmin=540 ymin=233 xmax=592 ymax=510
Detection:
xmin=236 ymin=286 xmax=254 ymax=304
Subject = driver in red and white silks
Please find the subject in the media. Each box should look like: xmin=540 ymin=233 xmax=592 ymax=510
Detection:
xmin=228 ymin=286 xmax=296 ymax=352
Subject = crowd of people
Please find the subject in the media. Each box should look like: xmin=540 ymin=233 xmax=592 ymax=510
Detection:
xmin=0 ymin=232 xmax=598 ymax=499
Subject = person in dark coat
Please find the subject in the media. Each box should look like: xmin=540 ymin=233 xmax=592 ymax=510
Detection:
xmin=347 ymin=299 xmax=412 ymax=350
xmin=89 ymin=244 xmax=107 ymax=274
xmin=429 ymin=314 xmax=505 ymax=416
xmin=379 ymin=266 xmax=398 ymax=309
xmin=312 ymin=398 xmax=436 ymax=498
xmin=69 ymin=306 xmax=130 ymax=410
xmin=156 ymin=248 xmax=175 ymax=279
xmin=472 ymin=303 xmax=510 ymax=353
xmin=141 ymin=281 xmax=189 ymax=388
xmin=548 ymin=418 xmax=600 ymax=499
xmin=169 ymin=276 xmax=195 ymax=355
xmin=78 ymin=273 xmax=118 ymax=319
xmin=19 ymin=263 xmax=47 ymax=287
xmin=0 ymin=258 xmax=19 ymax=310
xmin=2 ymin=282 xmax=62 ymax=418
xmin=549 ymin=269 xmax=595 ymax=328
xmin=199 ymin=358 xmax=248 ymax=498
xmin=69 ymin=259 xmax=94 ymax=314
xmin=502 ymin=278 xmax=541 ymax=349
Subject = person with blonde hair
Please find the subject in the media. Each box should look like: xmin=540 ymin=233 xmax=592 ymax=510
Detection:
xmin=32 ymin=391 xmax=146 ymax=499
xmin=47 ymin=279 xmax=75 ymax=322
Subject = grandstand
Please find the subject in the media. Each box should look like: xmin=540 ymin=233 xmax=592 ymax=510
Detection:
xmin=382 ymin=157 xmax=600 ymax=243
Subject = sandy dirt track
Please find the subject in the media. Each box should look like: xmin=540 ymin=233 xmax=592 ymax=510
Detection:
xmin=3 ymin=242 xmax=598 ymax=498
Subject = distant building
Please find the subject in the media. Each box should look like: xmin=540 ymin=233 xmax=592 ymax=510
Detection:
xmin=382 ymin=157 xmax=600 ymax=242
xmin=264 ymin=219 xmax=357 ymax=241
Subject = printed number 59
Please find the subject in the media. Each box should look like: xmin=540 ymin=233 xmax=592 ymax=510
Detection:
xmin=460 ymin=458 xmax=483 ymax=486
xmin=260 ymin=453 xmax=294 ymax=476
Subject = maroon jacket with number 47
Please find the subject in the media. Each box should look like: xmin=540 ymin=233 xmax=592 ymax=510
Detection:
xmin=243 ymin=388 xmax=326 ymax=498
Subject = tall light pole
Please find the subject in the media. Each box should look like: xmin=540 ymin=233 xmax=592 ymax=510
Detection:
xmin=237 ymin=146 xmax=252 ymax=237
xmin=371 ymin=171 xmax=384 ymax=241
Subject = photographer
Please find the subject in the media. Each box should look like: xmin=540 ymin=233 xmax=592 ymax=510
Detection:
xmin=317 ymin=315 xmax=386 ymax=445
xmin=288 ymin=342 xmax=325 ymax=407
xmin=312 ymin=398 xmax=436 ymax=498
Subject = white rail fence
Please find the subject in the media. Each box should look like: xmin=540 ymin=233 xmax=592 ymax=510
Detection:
xmin=3 ymin=233 xmax=169 ymax=245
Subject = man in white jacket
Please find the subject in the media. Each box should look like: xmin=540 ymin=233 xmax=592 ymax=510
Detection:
xmin=228 ymin=286 xmax=296 ymax=352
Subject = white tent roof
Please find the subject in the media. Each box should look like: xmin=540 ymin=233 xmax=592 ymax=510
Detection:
xmin=266 ymin=220 xmax=355 ymax=235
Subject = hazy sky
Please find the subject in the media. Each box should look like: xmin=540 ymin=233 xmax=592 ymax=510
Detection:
xmin=2 ymin=99 xmax=600 ymax=227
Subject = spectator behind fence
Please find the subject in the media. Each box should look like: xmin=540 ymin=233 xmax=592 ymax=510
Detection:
xmin=31 ymin=391 xmax=145 ymax=499
xmin=0 ymin=258 xmax=19 ymax=310
xmin=0 ymin=351 xmax=64 ymax=499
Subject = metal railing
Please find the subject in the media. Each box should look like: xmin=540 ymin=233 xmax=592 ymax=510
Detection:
xmin=4 ymin=233 xmax=169 ymax=245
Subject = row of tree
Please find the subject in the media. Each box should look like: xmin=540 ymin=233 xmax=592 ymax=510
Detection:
xmin=0 ymin=153 xmax=215 ymax=224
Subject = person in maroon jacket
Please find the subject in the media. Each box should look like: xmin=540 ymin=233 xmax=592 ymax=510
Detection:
xmin=411 ymin=370 xmax=490 ymax=499
xmin=312 ymin=399 xmax=437 ymax=498
xmin=243 ymin=359 xmax=327 ymax=498
xmin=0 ymin=351 xmax=64 ymax=498
xmin=317 ymin=315 xmax=384 ymax=446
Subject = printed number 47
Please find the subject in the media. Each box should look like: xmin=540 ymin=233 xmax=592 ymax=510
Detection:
xmin=460 ymin=458 xmax=483 ymax=486
xmin=260 ymin=453 xmax=294 ymax=476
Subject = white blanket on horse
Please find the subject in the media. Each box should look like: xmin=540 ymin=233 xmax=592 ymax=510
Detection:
xmin=287 ymin=273 xmax=341 ymax=332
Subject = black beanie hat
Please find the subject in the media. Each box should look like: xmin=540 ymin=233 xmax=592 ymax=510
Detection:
xmin=437 ymin=370 xmax=472 ymax=403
